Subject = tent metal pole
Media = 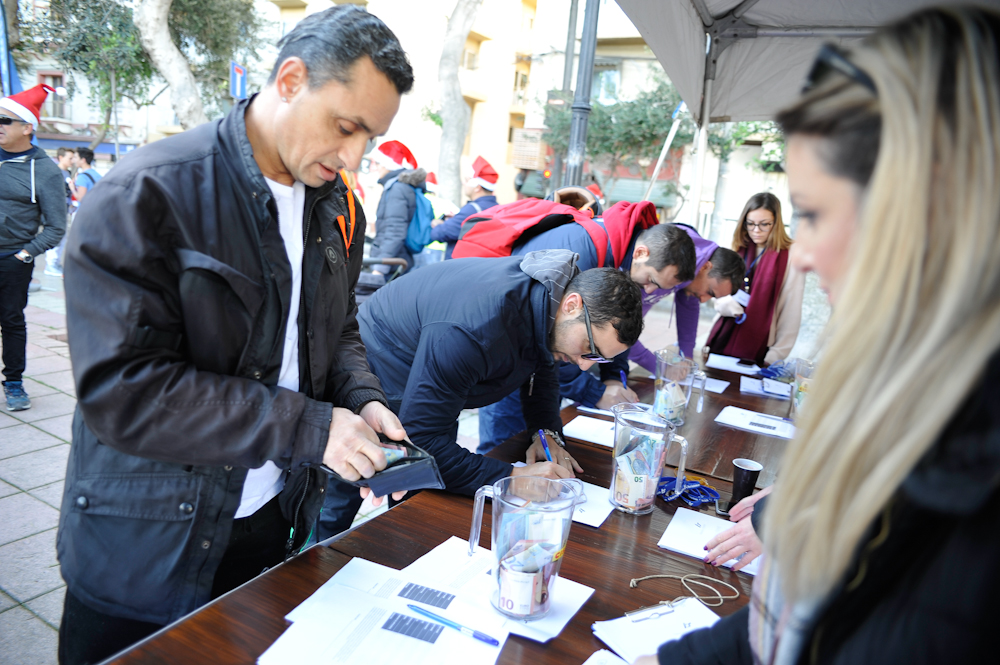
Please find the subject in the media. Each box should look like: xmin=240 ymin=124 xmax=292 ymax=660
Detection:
xmin=689 ymin=77 xmax=712 ymax=232
xmin=551 ymin=0 xmax=579 ymax=190
xmin=642 ymin=102 xmax=685 ymax=202
xmin=564 ymin=0 xmax=600 ymax=187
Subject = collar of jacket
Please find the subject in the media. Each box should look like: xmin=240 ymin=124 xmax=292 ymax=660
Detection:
xmin=219 ymin=95 xmax=346 ymax=222
xmin=520 ymin=249 xmax=581 ymax=366
xmin=378 ymin=168 xmax=406 ymax=186
xmin=902 ymin=350 xmax=1000 ymax=516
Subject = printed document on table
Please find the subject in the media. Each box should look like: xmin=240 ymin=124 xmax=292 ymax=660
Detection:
xmin=714 ymin=405 xmax=795 ymax=440
xmin=563 ymin=415 xmax=616 ymax=447
xmin=705 ymin=353 xmax=761 ymax=375
xmin=572 ymin=480 xmax=615 ymax=528
xmin=739 ymin=377 xmax=790 ymax=400
xmin=592 ymin=597 xmax=720 ymax=663
xmin=582 ymin=649 xmax=628 ymax=665
xmin=645 ymin=375 xmax=731 ymax=394
xmin=402 ymin=536 xmax=595 ymax=643
xmin=260 ymin=584 xmax=507 ymax=665
xmin=656 ymin=507 xmax=761 ymax=576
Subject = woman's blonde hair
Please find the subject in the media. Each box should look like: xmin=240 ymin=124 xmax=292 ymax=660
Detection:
xmin=766 ymin=7 xmax=1000 ymax=603
xmin=731 ymin=192 xmax=793 ymax=253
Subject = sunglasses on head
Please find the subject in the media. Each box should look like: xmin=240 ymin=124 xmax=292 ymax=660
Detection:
xmin=0 ymin=117 xmax=29 ymax=125
xmin=803 ymin=44 xmax=877 ymax=95
xmin=581 ymin=301 xmax=613 ymax=364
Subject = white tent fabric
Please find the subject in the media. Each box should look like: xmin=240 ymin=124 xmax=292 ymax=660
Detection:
xmin=615 ymin=0 xmax=972 ymax=123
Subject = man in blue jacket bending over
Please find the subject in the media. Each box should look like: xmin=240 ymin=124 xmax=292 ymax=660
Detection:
xmin=316 ymin=250 xmax=644 ymax=539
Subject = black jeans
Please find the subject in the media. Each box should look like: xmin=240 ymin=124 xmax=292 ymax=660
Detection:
xmin=58 ymin=494 xmax=292 ymax=665
xmin=0 ymin=255 xmax=34 ymax=383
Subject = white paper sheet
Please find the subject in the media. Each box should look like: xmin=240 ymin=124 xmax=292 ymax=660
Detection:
xmin=576 ymin=405 xmax=614 ymax=417
xmin=705 ymin=353 xmax=761 ymax=375
xmin=562 ymin=415 xmax=617 ymax=447
xmin=739 ymin=377 xmax=790 ymax=400
xmin=572 ymin=481 xmax=616 ymax=528
xmin=645 ymin=375 xmax=731 ymax=394
xmin=714 ymin=405 xmax=795 ymax=439
xmin=582 ymin=649 xmax=629 ymax=665
xmin=656 ymin=507 xmax=761 ymax=576
xmin=261 ymin=583 xmax=507 ymax=665
xmin=592 ymin=597 xmax=720 ymax=663
xmin=402 ymin=536 xmax=595 ymax=643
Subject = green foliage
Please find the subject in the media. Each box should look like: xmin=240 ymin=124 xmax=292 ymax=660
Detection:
xmin=421 ymin=104 xmax=443 ymax=127
xmin=16 ymin=0 xmax=265 ymax=120
xmin=47 ymin=0 xmax=153 ymax=116
xmin=543 ymin=77 xmax=696 ymax=190
xmin=707 ymin=120 xmax=784 ymax=168
xmin=169 ymin=0 xmax=265 ymax=111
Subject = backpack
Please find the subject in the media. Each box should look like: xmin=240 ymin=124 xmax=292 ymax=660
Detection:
xmin=452 ymin=198 xmax=611 ymax=263
xmin=404 ymin=186 xmax=435 ymax=255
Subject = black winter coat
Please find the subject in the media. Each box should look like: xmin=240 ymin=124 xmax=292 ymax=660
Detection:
xmin=357 ymin=255 xmax=567 ymax=495
xmin=57 ymin=96 xmax=387 ymax=624
xmin=656 ymin=354 xmax=1000 ymax=665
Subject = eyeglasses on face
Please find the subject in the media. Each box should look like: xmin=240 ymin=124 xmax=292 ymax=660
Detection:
xmin=745 ymin=221 xmax=774 ymax=231
xmin=0 ymin=117 xmax=30 ymax=125
xmin=581 ymin=301 xmax=613 ymax=364
xmin=803 ymin=43 xmax=877 ymax=95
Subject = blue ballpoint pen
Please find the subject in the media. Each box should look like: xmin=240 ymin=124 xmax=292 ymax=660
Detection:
xmin=620 ymin=369 xmax=629 ymax=390
xmin=538 ymin=429 xmax=553 ymax=462
xmin=406 ymin=604 xmax=500 ymax=646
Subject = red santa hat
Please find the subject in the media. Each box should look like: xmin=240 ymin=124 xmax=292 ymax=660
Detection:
xmin=468 ymin=156 xmax=498 ymax=191
xmin=371 ymin=140 xmax=417 ymax=171
xmin=425 ymin=171 xmax=438 ymax=192
xmin=0 ymin=84 xmax=55 ymax=130
xmin=586 ymin=182 xmax=603 ymax=199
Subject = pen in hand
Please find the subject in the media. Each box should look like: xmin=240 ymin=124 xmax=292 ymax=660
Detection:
xmin=538 ymin=429 xmax=553 ymax=462
xmin=620 ymin=370 xmax=629 ymax=390
xmin=406 ymin=604 xmax=500 ymax=646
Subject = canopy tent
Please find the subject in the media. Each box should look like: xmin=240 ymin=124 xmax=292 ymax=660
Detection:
xmin=615 ymin=0 xmax=970 ymax=124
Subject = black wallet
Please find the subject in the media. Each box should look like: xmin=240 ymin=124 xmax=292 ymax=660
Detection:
xmin=320 ymin=436 xmax=445 ymax=497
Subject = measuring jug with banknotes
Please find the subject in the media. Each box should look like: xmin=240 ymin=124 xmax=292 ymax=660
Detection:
xmin=653 ymin=347 xmax=707 ymax=427
xmin=610 ymin=403 xmax=689 ymax=514
xmin=468 ymin=476 xmax=585 ymax=620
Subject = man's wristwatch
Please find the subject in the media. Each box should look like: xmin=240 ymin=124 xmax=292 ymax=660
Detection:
xmin=15 ymin=250 xmax=33 ymax=264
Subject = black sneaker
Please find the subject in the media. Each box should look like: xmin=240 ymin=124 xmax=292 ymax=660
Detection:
xmin=3 ymin=381 xmax=31 ymax=411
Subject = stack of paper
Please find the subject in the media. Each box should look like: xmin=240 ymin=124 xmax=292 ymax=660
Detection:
xmin=739 ymin=376 xmax=792 ymax=400
xmin=562 ymin=415 xmax=617 ymax=447
xmin=705 ymin=353 xmax=761 ymax=375
xmin=714 ymin=405 xmax=795 ymax=439
xmin=656 ymin=507 xmax=761 ymax=576
xmin=592 ymin=597 xmax=720 ymax=662
xmin=403 ymin=536 xmax=596 ymax=643
xmin=260 ymin=557 xmax=510 ymax=665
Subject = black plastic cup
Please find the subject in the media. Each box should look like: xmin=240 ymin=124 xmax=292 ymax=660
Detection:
xmin=729 ymin=458 xmax=763 ymax=511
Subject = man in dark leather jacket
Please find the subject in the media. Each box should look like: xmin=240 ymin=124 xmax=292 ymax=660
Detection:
xmin=55 ymin=7 xmax=414 ymax=664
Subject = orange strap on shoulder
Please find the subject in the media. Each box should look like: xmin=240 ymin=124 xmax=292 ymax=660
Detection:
xmin=337 ymin=169 xmax=357 ymax=257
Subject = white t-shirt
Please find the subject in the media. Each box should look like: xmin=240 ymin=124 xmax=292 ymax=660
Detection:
xmin=234 ymin=177 xmax=306 ymax=519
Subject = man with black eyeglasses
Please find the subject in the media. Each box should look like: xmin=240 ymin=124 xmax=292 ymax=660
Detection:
xmin=0 ymin=84 xmax=66 ymax=412
xmin=315 ymin=250 xmax=645 ymax=539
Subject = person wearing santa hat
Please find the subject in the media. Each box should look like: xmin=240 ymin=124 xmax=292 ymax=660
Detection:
xmin=429 ymin=155 xmax=498 ymax=259
xmin=368 ymin=139 xmax=426 ymax=274
xmin=0 ymin=84 xmax=66 ymax=412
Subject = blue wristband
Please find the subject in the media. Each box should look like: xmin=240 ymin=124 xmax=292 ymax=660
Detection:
xmin=735 ymin=313 xmax=747 ymax=324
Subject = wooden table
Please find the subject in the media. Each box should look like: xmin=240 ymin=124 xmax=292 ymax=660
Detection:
xmin=108 ymin=367 xmax=790 ymax=664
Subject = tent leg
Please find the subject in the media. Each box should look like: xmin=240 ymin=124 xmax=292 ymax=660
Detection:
xmin=688 ymin=77 xmax=712 ymax=233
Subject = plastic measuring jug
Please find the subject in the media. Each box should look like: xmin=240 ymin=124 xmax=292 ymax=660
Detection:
xmin=609 ymin=402 xmax=689 ymax=514
xmin=653 ymin=347 xmax=707 ymax=427
xmin=468 ymin=476 xmax=585 ymax=620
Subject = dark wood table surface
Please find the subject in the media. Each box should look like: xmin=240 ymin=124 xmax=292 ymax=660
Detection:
xmin=107 ymin=366 xmax=790 ymax=665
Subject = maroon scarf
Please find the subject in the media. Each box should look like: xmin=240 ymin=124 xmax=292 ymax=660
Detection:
xmin=707 ymin=246 xmax=789 ymax=364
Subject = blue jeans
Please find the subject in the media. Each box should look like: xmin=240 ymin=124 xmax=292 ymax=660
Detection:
xmin=476 ymin=391 xmax=526 ymax=454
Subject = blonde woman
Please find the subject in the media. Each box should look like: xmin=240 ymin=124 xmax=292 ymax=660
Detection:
xmin=705 ymin=193 xmax=804 ymax=365
xmin=637 ymin=6 xmax=1000 ymax=664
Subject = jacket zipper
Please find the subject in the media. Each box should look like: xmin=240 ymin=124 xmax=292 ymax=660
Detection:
xmin=285 ymin=467 xmax=312 ymax=561
xmin=529 ymin=373 xmax=535 ymax=396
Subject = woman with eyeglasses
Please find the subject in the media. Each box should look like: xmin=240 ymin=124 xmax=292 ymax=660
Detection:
xmin=634 ymin=6 xmax=1000 ymax=664
xmin=704 ymin=193 xmax=804 ymax=366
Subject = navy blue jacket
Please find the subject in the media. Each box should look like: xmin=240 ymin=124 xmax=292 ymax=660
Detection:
xmin=430 ymin=194 xmax=498 ymax=259
xmin=370 ymin=168 xmax=425 ymax=268
xmin=358 ymin=256 xmax=564 ymax=494
xmin=513 ymin=221 xmax=638 ymax=406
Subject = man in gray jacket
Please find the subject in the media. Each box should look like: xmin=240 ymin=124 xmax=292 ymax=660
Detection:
xmin=0 ymin=84 xmax=66 ymax=411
